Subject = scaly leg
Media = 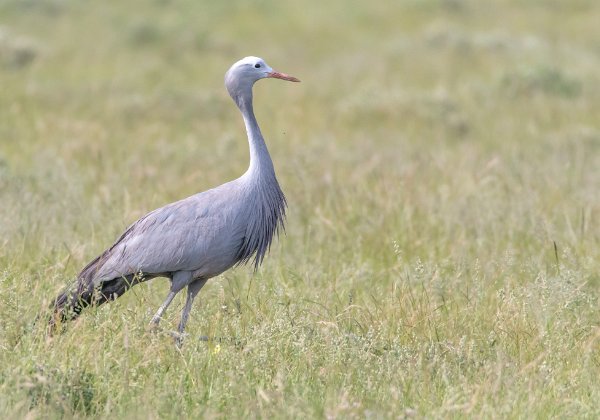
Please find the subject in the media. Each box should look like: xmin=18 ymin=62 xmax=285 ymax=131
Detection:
xmin=176 ymin=278 xmax=208 ymax=347
xmin=150 ymin=271 xmax=192 ymax=327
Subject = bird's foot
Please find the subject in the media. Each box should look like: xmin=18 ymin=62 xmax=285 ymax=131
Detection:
xmin=147 ymin=319 xmax=162 ymax=333
xmin=167 ymin=330 xmax=187 ymax=348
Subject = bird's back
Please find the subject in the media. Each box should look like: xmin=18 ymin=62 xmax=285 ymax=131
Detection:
xmin=86 ymin=171 xmax=285 ymax=286
xmin=91 ymin=179 xmax=249 ymax=284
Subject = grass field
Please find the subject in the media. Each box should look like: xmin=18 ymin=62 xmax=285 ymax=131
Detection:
xmin=1 ymin=0 xmax=599 ymax=417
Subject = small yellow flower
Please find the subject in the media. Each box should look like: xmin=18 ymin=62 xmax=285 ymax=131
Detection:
xmin=212 ymin=344 xmax=221 ymax=355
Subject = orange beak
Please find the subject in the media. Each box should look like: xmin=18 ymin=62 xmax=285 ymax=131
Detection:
xmin=267 ymin=71 xmax=300 ymax=82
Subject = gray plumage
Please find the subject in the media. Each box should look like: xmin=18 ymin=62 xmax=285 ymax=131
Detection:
xmin=51 ymin=56 xmax=299 ymax=343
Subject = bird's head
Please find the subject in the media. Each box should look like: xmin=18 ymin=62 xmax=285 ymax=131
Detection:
xmin=225 ymin=56 xmax=299 ymax=103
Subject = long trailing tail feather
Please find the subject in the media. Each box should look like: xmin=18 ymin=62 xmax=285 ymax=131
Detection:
xmin=49 ymin=277 xmax=136 ymax=327
xmin=49 ymin=250 xmax=109 ymax=327
xmin=48 ymin=250 xmax=145 ymax=329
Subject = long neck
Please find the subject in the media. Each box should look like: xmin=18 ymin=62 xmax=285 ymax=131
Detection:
xmin=234 ymin=90 xmax=276 ymax=180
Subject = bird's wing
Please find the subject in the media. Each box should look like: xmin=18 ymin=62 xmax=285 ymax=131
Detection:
xmin=89 ymin=183 xmax=246 ymax=283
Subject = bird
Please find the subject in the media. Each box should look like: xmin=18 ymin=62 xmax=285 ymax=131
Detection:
xmin=50 ymin=56 xmax=300 ymax=344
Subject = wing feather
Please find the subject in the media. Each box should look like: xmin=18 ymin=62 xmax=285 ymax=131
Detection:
xmin=88 ymin=182 xmax=246 ymax=283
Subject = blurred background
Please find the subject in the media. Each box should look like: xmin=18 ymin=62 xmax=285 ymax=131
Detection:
xmin=0 ymin=0 xmax=599 ymax=417
xmin=2 ymin=0 xmax=598 ymax=270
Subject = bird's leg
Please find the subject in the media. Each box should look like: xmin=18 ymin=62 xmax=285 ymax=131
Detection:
xmin=150 ymin=291 xmax=177 ymax=327
xmin=149 ymin=271 xmax=192 ymax=328
xmin=175 ymin=278 xmax=207 ymax=347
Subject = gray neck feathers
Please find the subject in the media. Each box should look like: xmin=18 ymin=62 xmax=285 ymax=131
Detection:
xmin=238 ymin=96 xmax=275 ymax=177
xmin=232 ymin=83 xmax=287 ymax=268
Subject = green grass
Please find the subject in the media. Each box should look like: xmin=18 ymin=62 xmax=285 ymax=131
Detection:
xmin=1 ymin=0 xmax=599 ymax=417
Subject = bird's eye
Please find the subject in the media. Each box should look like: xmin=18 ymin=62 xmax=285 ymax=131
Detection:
xmin=254 ymin=63 xmax=261 ymax=68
